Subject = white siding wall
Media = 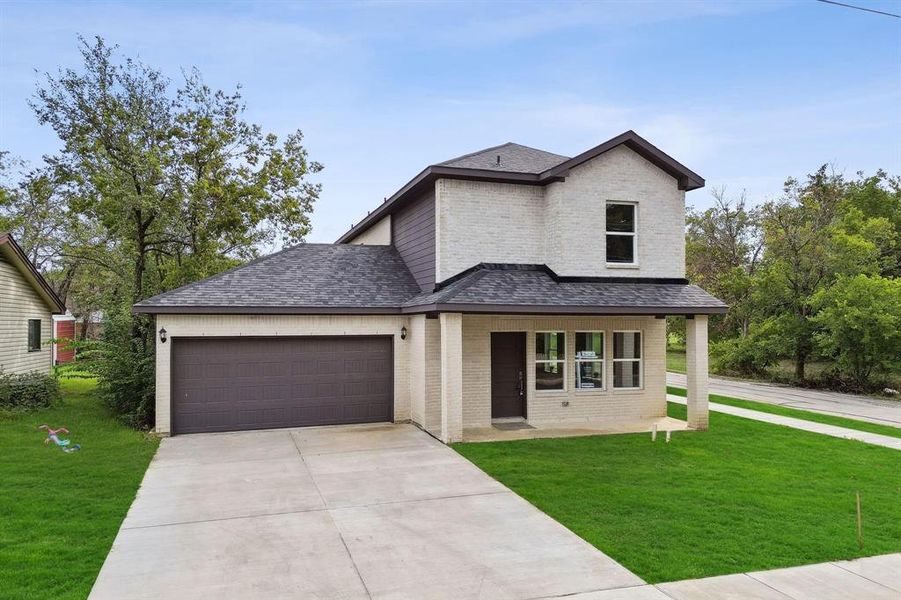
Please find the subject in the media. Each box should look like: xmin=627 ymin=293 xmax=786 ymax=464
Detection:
xmin=346 ymin=215 xmax=391 ymax=245
xmin=435 ymin=145 xmax=686 ymax=282
xmin=0 ymin=257 xmax=53 ymax=374
xmin=461 ymin=315 xmax=666 ymax=428
xmin=154 ymin=314 xmax=411 ymax=434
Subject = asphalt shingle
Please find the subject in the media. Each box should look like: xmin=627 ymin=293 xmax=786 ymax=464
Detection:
xmin=403 ymin=265 xmax=727 ymax=312
xmin=134 ymin=244 xmax=421 ymax=309
xmin=437 ymin=142 xmax=569 ymax=174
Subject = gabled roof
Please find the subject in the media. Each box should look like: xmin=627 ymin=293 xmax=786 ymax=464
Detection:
xmin=438 ymin=142 xmax=569 ymax=174
xmin=336 ymin=130 xmax=704 ymax=244
xmin=133 ymin=244 xmax=421 ymax=314
xmin=0 ymin=232 xmax=65 ymax=314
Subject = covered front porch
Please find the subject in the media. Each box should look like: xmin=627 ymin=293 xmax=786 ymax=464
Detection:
xmin=408 ymin=311 xmax=711 ymax=444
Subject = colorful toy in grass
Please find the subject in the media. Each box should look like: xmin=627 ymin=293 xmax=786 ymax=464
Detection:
xmin=39 ymin=425 xmax=81 ymax=452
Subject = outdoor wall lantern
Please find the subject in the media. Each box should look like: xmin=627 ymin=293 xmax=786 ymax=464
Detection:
xmin=159 ymin=327 xmax=168 ymax=343
xmin=400 ymin=326 xmax=407 ymax=340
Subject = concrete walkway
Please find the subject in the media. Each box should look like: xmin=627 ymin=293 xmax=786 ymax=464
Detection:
xmin=89 ymin=423 xmax=642 ymax=600
xmin=596 ymin=553 xmax=901 ymax=600
xmin=667 ymin=372 xmax=901 ymax=428
xmin=668 ymin=394 xmax=901 ymax=450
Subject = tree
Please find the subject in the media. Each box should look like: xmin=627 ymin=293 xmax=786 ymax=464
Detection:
xmin=812 ymin=275 xmax=901 ymax=389
xmin=753 ymin=166 xmax=846 ymax=380
xmin=685 ymin=188 xmax=763 ymax=338
xmin=28 ymin=36 xmax=322 ymax=427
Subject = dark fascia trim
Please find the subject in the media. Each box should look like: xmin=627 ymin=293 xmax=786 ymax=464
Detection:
xmin=335 ymin=166 xmax=564 ymax=244
xmin=0 ymin=232 xmax=65 ymax=313
xmin=402 ymin=303 xmax=728 ymax=316
xmin=433 ymin=262 xmax=688 ymax=291
xmin=540 ymin=130 xmax=705 ymax=191
xmin=336 ymin=131 xmax=703 ymax=244
xmin=132 ymin=305 xmax=403 ymax=315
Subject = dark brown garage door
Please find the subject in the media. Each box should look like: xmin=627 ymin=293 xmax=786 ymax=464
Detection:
xmin=171 ymin=336 xmax=393 ymax=434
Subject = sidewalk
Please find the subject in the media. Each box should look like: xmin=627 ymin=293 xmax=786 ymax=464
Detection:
xmin=558 ymin=553 xmax=901 ymax=599
xmin=667 ymin=372 xmax=901 ymax=428
xmin=667 ymin=394 xmax=901 ymax=450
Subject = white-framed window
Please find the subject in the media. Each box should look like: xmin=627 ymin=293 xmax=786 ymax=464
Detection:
xmin=535 ymin=331 xmax=565 ymax=391
xmin=613 ymin=331 xmax=642 ymax=389
xmin=574 ymin=331 xmax=604 ymax=390
xmin=606 ymin=202 xmax=637 ymax=265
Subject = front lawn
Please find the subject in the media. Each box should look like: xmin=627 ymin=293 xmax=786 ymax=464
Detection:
xmin=0 ymin=378 xmax=159 ymax=599
xmin=455 ymin=403 xmax=901 ymax=583
xmin=667 ymin=386 xmax=901 ymax=440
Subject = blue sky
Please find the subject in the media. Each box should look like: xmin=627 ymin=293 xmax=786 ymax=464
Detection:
xmin=1 ymin=1 xmax=899 ymax=243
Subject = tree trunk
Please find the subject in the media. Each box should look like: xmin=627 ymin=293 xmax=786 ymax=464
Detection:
xmin=795 ymin=350 xmax=806 ymax=381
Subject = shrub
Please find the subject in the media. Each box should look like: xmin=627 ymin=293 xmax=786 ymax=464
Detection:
xmin=711 ymin=333 xmax=777 ymax=377
xmin=0 ymin=371 xmax=62 ymax=411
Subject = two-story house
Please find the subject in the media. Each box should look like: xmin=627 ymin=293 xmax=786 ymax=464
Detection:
xmin=135 ymin=131 xmax=726 ymax=441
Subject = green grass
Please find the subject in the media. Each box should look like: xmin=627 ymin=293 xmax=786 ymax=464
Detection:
xmin=666 ymin=349 xmax=686 ymax=374
xmin=454 ymin=403 xmax=901 ymax=583
xmin=0 ymin=378 xmax=159 ymax=599
xmin=667 ymin=386 xmax=901 ymax=440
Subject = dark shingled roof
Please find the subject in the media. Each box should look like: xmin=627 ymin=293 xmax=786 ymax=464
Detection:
xmin=135 ymin=254 xmax=726 ymax=315
xmin=402 ymin=265 xmax=727 ymax=314
xmin=438 ymin=142 xmax=569 ymax=174
xmin=133 ymin=244 xmax=421 ymax=313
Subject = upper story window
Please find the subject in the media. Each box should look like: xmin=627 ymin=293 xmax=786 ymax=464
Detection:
xmin=535 ymin=332 xmax=565 ymax=391
xmin=606 ymin=202 xmax=636 ymax=265
xmin=27 ymin=319 xmax=41 ymax=352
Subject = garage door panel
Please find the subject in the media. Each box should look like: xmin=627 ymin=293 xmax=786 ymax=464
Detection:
xmin=172 ymin=337 xmax=393 ymax=434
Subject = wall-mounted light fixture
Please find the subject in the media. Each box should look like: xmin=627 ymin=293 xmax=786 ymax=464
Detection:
xmin=159 ymin=327 xmax=168 ymax=343
xmin=400 ymin=326 xmax=407 ymax=340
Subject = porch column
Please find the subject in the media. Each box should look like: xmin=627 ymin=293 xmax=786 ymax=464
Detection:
xmin=439 ymin=312 xmax=464 ymax=443
xmin=685 ymin=314 xmax=709 ymax=430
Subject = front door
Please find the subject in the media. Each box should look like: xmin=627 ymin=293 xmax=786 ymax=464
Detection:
xmin=490 ymin=332 xmax=526 ymax=418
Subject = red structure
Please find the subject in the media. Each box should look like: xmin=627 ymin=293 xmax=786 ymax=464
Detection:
xmin=52 ymin=316 xmax=76 ymax=364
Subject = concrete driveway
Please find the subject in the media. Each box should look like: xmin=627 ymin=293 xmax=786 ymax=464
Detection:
xmin=89 ymin=424 xmax=643 ymax=600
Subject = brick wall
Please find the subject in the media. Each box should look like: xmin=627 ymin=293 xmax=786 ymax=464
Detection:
xmin=461 ymin=314 xmax=666 ymax=428
xmin=435 ymin=145 xmax=686 ymax=282
xmin=436 ymin=179 xmax=546 ymax=282
xmin=345 ymin=214 xmax=391 ymax=245
xmin=154 ymin=314 xmax=411 ymax=434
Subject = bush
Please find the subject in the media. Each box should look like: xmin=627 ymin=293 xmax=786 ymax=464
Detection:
xmin=711 ymin=334 xmax=777 ymax=377
xmin=0 ymin=371 xmax=62 ymax=411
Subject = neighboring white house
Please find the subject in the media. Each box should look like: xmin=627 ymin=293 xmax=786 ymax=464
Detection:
xmin=0 ymin=233 xmax=66 ymax=374
xmin=135 ymin=131 xmax=726 ymax=441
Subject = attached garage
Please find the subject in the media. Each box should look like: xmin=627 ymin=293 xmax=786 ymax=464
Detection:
xmin=170 ymin=336 xmax=393 ymax=434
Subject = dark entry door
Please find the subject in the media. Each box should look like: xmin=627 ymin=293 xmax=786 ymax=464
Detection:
xmin=171 ymin=336 xmax=393 ymax=434
xmin=490 ymin=332 xmax=526 ymax=418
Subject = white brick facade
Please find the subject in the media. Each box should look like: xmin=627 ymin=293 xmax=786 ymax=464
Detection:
xmin=154 ymin=314 xmax=411 ymax=434
xmin=461 ymin=315 xmax=667 ymax=428
xmin=434 ymin=145 xmax=686 ymax=283
xmin=346 ymin=215 xmax=391 ymax=245
xmin=436 ymin=179 xmax=545 ymax=282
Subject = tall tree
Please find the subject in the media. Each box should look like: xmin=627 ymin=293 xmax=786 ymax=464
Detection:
xmin=29 ymin=36 xmax=322 ymax=427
